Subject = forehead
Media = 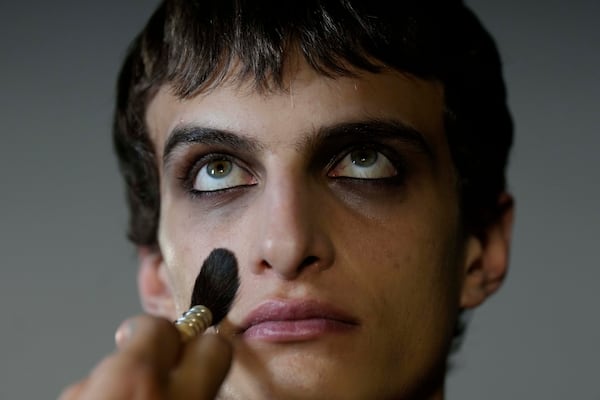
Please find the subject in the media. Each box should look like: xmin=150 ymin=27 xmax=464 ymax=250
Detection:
xmin=145 ymin=64 xmax=446 ymax=157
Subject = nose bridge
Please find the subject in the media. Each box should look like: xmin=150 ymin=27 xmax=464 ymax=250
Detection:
xmin=253 ymin=168 xmax=332 ymax=279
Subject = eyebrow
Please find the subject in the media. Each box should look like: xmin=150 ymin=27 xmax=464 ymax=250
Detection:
xmin=163 ymin=125 xmax=264 ymax=168
xmin=302 ymin=119 xmax=435 ymax=160
xmin=163 ymin=119 xmax=435 ymax=169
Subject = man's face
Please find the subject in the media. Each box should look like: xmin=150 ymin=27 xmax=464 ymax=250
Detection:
xmin=145 ymin=62 xmax=474 ymax=399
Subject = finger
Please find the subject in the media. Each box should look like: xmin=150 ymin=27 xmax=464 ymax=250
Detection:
xmin=169 ymin=334 xmax=233 ymax=399
xmin=80 ymin=315 xmax=182 ymax=400
xmin=116 ymin=315 xmax=182 ymax=370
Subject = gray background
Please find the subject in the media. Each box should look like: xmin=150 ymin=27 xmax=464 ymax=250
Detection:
xmin=0 ymin=0 xmax=598 ymax=398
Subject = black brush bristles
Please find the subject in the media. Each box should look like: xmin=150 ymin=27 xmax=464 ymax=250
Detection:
xmin=190 ymin=248 xmax=240 ymax=326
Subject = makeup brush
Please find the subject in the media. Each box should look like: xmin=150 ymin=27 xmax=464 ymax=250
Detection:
xmin=174 ymin=248 xmax=239 ymax=341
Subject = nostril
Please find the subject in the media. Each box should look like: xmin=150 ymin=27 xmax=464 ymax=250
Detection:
xmin=299 ymin=256 xmax=319 ymax=270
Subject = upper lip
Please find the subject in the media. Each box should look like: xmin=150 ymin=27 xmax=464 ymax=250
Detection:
xmin=239 ymin=298 xmax=359 ymax=332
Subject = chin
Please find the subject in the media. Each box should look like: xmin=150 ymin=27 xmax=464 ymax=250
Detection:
xmin=216 ymin=337 xmax=449 ymax=400
xmin=218 ymin=346 xmax=392 ymax=400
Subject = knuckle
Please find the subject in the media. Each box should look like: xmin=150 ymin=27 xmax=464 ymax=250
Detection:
xmin=131 ymin=314 xmax=177 ymax=342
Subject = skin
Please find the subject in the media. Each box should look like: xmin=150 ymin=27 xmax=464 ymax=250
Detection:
xmin=61 ymin=60 xmax=513 ymax=400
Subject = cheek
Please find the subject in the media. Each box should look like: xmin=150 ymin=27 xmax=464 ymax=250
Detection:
xmin=158 ymin=196 xmax=242 ymax=315
xmin=339 ymin=211 xmax=462 ymax=314
xmin=362 ymin=236 xmax=461 ymax=392
xmin=333 ymin=187 xmax=464 ymax=354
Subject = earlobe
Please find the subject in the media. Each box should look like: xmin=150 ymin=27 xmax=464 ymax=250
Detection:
xmin=460 ymin=193 xmax=514 ymax=309
xmin=137 ymin=246 xmax=176 ymax=319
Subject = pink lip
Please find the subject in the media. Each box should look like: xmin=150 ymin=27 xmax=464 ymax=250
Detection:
xmin=240 ymin=299 xmax=359 ymax=342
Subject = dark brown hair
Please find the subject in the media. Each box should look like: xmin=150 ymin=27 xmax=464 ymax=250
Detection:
xmin=114 ymin=0 xmax=513 ymax=246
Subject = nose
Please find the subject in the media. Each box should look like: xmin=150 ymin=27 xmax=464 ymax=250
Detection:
xmin=249 ymin=174 xmax=334 ymax=280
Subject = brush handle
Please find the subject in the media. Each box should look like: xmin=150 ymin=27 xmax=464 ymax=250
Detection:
xmin=174 ymin=305 xmax=213 ymax=341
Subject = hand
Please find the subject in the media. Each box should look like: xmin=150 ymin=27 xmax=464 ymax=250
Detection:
xmin=59 ymin=315 xmax=232 ymax=400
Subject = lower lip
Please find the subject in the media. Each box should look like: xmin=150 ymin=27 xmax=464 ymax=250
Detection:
xmin=242 ymin=318 xmax=356 ymax=342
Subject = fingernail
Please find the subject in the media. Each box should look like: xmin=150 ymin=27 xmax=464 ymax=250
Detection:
xmin=115 ymin=319 xmax=134 ymax=347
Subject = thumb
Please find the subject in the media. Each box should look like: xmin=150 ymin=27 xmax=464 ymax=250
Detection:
xmin=168 ymin=334 xmax=233 ymax=399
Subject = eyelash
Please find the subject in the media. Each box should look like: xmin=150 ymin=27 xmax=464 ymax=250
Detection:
xmin=178 ymin=144 xmax=408 ymax=198
xmin=178 ymin=153 xmax=250 ymax=196
xmin=327 ymin=144 xmax=407 ymax=182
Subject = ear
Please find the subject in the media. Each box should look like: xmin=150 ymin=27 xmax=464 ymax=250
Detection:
xmin=460 ymin=193 xmax=515 ymax=309
xmin=137 ymin=246 xmax=176 ymax=319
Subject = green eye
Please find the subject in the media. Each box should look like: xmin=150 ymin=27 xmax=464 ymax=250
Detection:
xmin=350 ymin=148 xmax=378 ymax=168
xmin=207 ymin=159 xmax=233 ymax=178
xmin=329 ymin=147 xmax=397 ymax=179
xmin=193 ymin=157 xmax=255 ymax=192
